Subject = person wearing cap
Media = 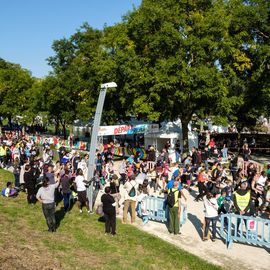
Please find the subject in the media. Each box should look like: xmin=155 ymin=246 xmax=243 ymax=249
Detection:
xmin=233 ymin=179 xmax=252 ymax=216
xmin=172 ymin=163 xmax=183 ymax=179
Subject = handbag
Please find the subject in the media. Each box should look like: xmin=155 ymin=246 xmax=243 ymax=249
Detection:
xmin=96 ymin=203 xmax=104 ymax=216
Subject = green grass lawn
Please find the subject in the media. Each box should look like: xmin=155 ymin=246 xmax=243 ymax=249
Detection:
xmin=0 ymin=169 xmax=222 ymax=270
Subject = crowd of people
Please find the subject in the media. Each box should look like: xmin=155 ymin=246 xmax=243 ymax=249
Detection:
xmin=1 ymin=130 xmax=270 ymax=240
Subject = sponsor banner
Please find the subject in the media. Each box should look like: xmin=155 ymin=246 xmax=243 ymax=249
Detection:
xmin=98 ymin=124 xmax=159 ymax=136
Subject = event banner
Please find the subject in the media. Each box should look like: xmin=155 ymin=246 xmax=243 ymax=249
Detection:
xmin=98 ymin=124 xmax=159 ymax=136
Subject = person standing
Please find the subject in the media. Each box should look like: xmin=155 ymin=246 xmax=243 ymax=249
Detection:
xmin=195 ymin=169 xmax=209 ymax=201
xmin=233 ymin=179 xmax=252 ymax=216
xmin=233 ymin=179 xmax=254 ymax=232
xmin=242 ymin=143 xmax=251 ymax=161
xmin=118 ymin=159 xmax=127 ymax=185
xmin=0 ymin=143 xmax=7 ymax=168
xmin=123 ymin=176 xmax=138 ymax=224
xmin=74 ymin=168 xmax=90 ymax=214
xmin=101 ymin=186 xmax=117 ymax=236
xmin=203 ymin=192 xmax=219 ymax=242
xmin=95 ymin=153 xmax=103 ymax=177
xmin=201 ymin=147 xmax=209 ymax=173
xmin=13 ymin=157 xmax=21 ymax=188
xmin=71 ymin=151 xmax=81 ymax=174
xmin=175 ymin=139 xmax=181 ymax=163
xmin=109 ymin=174 xmax=120 ymax=214
xmin=45 ymin=164 xmax=55 ymax=185
xmin=36 ymin=177 xmax=60 ymax=232
xmin=58 ymin=142 xmax=66 ymax=161
xmin=168 ymin=180 xmax=182 ymax=235
xmin=24 ymin=164 xmax=37 ymax=204
xmin=61 ymin=167 xmax=72 ymax=213
xmin=191 ymin=147 xmax=199 ymax=170
xmin=221 ymin=144 xmax=228 ymax=159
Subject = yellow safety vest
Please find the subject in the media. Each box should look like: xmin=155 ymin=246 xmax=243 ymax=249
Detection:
xmin=234 ymin=191 xmax=250 ymax=211
xmin=0 ymin=146 xmax=6 ymax=156
xmin=171 ymin=188 xmax=180 ymax=208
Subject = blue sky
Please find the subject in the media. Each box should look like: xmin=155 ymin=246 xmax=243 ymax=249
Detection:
xmin=0 ymin=0 xmax=141 ymax=78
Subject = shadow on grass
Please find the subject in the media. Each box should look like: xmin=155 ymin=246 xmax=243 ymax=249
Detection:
xmin=55 ymin=207 xmax=66 ymax=229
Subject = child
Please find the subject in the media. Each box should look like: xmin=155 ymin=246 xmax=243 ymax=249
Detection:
xmin=1 ymin=182 xmax=18 ymax=197
xmin=148 ymin=167 xmax=157 ymax=192
xmin=217 ymin=190 xmax=227 ymax=214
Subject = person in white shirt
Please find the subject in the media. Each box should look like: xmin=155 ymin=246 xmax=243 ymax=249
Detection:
xmin=203 ymin=192 xmax=219 ymax=242
xmin=43 ymin=149 xmax=51 ymax=164
xmin=118 ymin=159 xmax=127 ymax=185
xmin=36 ymin=177 xmax=60 ymax=232
xmin=2 ymin=182 xmax=18 ymax=197
xmin=74 ymin=168 xmax=90 ymax=214
xmin=77 ymin=156 xmax=88 ymax=179
xmin=256 ymin=171 xmax=267 ymax=188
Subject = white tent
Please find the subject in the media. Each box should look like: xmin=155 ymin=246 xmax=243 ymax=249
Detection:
xmin=144 ymin=120 xmax=198 ymax=162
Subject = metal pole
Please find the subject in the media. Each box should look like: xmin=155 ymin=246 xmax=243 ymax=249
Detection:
xmin=87 ymin=87 xmax=107 ymax=212
xmin=87 ymin=82 xmax=117 ymax=212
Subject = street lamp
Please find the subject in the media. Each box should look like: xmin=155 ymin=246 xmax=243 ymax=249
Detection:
xmin=87 ymin=82 xmax=117 ymax=213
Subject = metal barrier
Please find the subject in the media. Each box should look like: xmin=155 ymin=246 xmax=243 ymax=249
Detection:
xmin=220 ymin=213 xmax=270 ymax=249
xmin=137 ymin=196 xmax=187 ymax=226
xmin=237 ymin=160 xmax=264 ymax=176
xmin=137 ymin=196 xmax=168 ymax=224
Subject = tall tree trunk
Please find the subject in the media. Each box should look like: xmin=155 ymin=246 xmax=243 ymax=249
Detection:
xmin=182 ymin=119 xmax=190 ymax=154
xmin=55 ymin=120 xmax=60 ymax=135
xmin=59 ymin=119 xmax=67 ymax=139
xmin=0 ymin=117 xmax=2 ymax=134
xmin=8 ymin=115 xmax=12 ymax=127
xmin=62 ymin=122 xmax=67 ymax=139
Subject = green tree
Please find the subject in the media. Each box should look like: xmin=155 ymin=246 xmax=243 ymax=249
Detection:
xmin=100 ymin=0 xmax=243 ymax=150
xmin=0 ymin=58 xmax=34 ymax=125
xmin=219 ymin=0 xmax=270 ymax=131
xmin=46 ymin=24 xmax=106 ymax=136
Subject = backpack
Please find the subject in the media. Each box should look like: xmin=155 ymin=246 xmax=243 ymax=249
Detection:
xmin=1 ymin=188 xmax=6 ymax=196
xmin=167 ymin=189 xmax=178 ymax=208
xmin=128 ymin=184 xmax=136 ymax=197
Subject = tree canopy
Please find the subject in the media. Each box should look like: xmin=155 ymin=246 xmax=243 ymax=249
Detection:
xmin=0 ymin=0 xmax=269 ymax=145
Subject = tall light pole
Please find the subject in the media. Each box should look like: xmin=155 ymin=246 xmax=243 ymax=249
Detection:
xmin=87 ymin=82 xmax=117 ymax=212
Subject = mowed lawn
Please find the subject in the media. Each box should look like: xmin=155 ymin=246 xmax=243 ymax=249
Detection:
xmin=0 ymin=169 xmax=222 ymax=270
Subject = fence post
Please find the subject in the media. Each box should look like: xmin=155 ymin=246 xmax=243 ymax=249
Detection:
xmin=226 ymin=214 xmax=233 ymax=249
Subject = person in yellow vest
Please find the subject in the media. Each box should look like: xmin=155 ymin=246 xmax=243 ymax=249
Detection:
xmin=0 ymin=143 xmax=7 ymax=168
xmin=168 ymin=180 xmax=182 ymax=235
xmin=233 ymin=179 xmax=252 ymax=216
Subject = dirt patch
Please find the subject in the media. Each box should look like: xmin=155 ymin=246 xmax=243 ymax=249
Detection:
xmin=0 ymin=244 xmax=62 ymax=270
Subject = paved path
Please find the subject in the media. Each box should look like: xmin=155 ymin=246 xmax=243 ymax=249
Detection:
xmin=95 ymin=161 xmax=270 ymax=270
xmin=134 ymin=193 xmax=270 ymax=270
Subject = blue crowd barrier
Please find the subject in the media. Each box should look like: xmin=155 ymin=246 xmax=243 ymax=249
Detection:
xmin=137 ymin=196 xmax=187 ymax=226
xmin=137 ymin=196 xmax=168 ymax=224
xmin=220 ymin=213 xmax=270 ymax=249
